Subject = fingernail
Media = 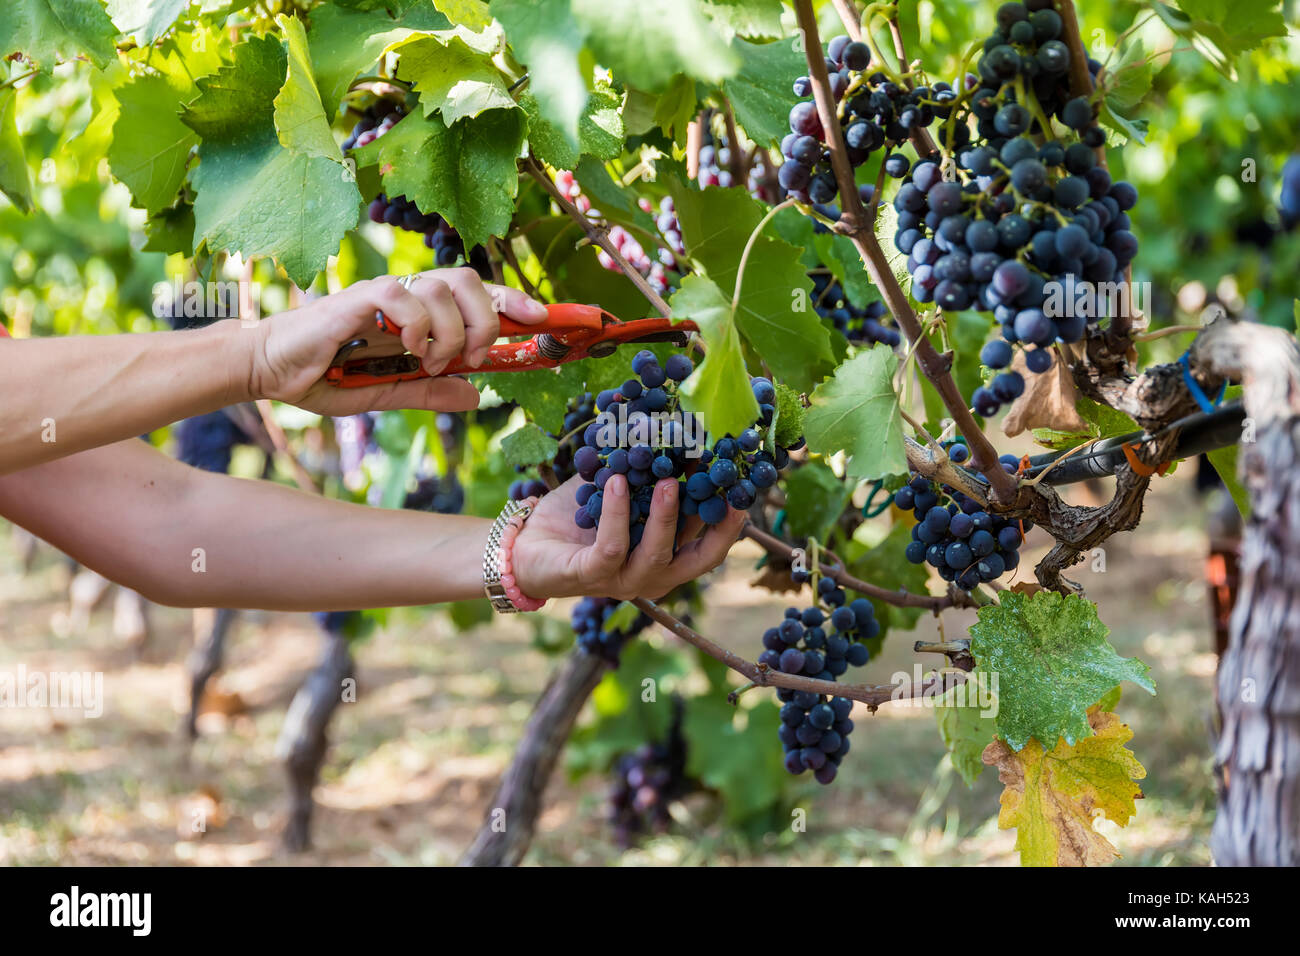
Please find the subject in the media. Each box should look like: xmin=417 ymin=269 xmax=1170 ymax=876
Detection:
xmin=659 ymin=480 xmax=676 ymax=504
xmin=610 ymin=476 xmax=626 ymax=497
xmin=471 ymin=347 xmax=489 ymax=367
xmin=528 ymin=300 xmax=548 ymax=318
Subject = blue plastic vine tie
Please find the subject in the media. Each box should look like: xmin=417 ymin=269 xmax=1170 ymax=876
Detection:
xmin=861 ymin=479 xmax=891 ymax=518
xmin=1178 ymin=351 xmax=1226 ymax=414
xmin=773 ymin=509 xmax=788 ymax=538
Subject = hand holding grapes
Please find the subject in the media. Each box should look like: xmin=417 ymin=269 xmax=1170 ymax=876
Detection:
xmin=510 ymin=472 xmax=746 ymax=601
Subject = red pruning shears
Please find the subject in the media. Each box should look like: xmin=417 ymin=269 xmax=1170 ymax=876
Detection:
xmin=325 ymin=303 xmax=697 ymax=387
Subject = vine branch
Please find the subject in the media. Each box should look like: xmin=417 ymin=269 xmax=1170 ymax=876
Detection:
xmin=793 ymin=0 xmax=1020 ymax=506
xmin=526 ymin=158 xmax=672 ymax=318
xmin=633 ymin=595 xmax=970 ymax=709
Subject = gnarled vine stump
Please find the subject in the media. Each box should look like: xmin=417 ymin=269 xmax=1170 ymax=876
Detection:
xmin=1196 ymin=319 xmax=1300 ymax=865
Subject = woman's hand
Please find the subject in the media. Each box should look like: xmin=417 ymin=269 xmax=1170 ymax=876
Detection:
xmin=511 ymin=474 xmax=746 ymax=601
xmin=245 ymin=269 xmax=548 ymax=416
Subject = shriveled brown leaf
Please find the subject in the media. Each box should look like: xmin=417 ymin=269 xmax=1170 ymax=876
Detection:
xmin=1002 ymin=349 xmax=1090 ymax=437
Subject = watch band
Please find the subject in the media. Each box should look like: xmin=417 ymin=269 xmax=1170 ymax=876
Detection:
xmin=483 ymin=498 xmax=534 ymax=613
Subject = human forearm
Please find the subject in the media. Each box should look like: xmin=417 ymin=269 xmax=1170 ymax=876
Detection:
xmin=0 ymin=321 xmax=253 ymax=474
xmin=0 ymin=438 xmax=489 ymax=609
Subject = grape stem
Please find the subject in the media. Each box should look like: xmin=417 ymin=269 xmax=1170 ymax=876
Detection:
xmin=495 ymin=237 xmax=540 ymax=300
xmin=793 ymin=0 xmax=1021 ymax=506
xmin=721 ymin=101 xmax=748 ymax=185
xmin=525 ymin=158 xmax=673 ymax=318
xmin=632 ymin=595 xmax=969 ymax=709
xmin=741 ymin=521 xmax=971 ymax=611
xmin=831 ymin=0 xmax=863 ymax=40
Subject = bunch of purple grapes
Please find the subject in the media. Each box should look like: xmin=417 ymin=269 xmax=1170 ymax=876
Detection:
xmin=891 ymin=0 xmax=1140 ymax=417
xmin=781 ymin=34 xmax=961 ymax=205
xmin=344 ymin=102 xmax=489 ymax=275
xmin=811 ymin=271 xmax=901 ymax=347
xmin=174 ymin=411 xmax=252 ymax=474
xmin=697 ymin=129 xmax=781 ymax=204
xmin=571 ymin=595 xmax=653 ymax=664
xmin=552 ymin=170 xmax=683 ymax=297
xmin=896 ymin=453 xmax=1031 ymax=591
xmin=762 ymin=578 xmax=878 ymax=785
xmin=570 ymin=353 xmax=797 ymax=546
xmin=607 ymin=697 xmax=691 ymax=846
xmin=403 ymin=475 xmax=464 ymax=514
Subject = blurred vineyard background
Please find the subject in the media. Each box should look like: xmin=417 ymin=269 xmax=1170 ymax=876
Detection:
xmin=1 ymin=0 xmax=1297 ymax=864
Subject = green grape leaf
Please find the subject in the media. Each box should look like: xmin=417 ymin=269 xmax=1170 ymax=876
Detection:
xmin=520 ymin=86 xmax=624 ymax=171
xmin=652 ymin=73 xmax=697 ymax=141
xmin=804 ymin=346 xmax=907 ymax=480
xmin=491 ymin=0 xmax=588 ymax=151
xmin=433 ymin=0 xmax=492 ymax=30
xmin=142 ymin=202 xmax=195 ymax=254
xmin=500 ymin=423 xmax=559 ymax=468
xmin=783 ymin=461 xmax=850 ymax=544
xmin=573 ymin=157 xmax=656 ymax=234
xmin=1099 ymin=99 xmax=1148 ymax=145
xmin=700 ymin=0 xmax=785 ymax=39
xmin=1031 ymin=427 xmax=1094 ymax=451
xmin=1075 ymin=396 xmax=1138 ymax=439
xmin=1176 ymin=0 xmax=1288 ymax=61
xmin=936 ymin=684 xmax=999 ymax=787
xmin=180 ymin=33 xmax=286 ymax=141
xmin=572 ymin=0 xmax=740 ymax=92
xmin=670 ymin=275 xmax=760 ymax=438
xmin=817 ymin=232 xmax=879 ymax=310
xmin=969 ymin=590 xmax=1155 ymax=753
xmin=108 ymin=30 xmax=228 ymax=215
xmin=182 ymin=35 xmax=361 ymax=287
xmin=0 ymin=88 xmax=33 ymax=214
xmin=106 ymin=0 xmax=189 ymax=44
xmin=1 ymin=0 xmax=118 ymax=69
xmin=983 ymin=705 xmax=1146 ymax=866
xmin=274 ymin=15 xmax=341 ymax=161
xmin=1105 ymin=37 xmax=1155 ymax=113
xmin=1206 ymin=386 xmax=1249 ymax=516
xmin=520 ymin=215 xmax=653 ymax=322
xmin=683 ymin=694 xmax=787 ymax=824
xmin=380 ymin=424 xmax=427 ymax=509
xmin=474 ymin=366 xmax=585 ymax=434
xmin=670 ymin=184 xmax=834 ymax=391
xmin=722 ymin=38 xmax=806 ymax=148
xmin=355 ymin=106 xmax=524 ymax=250
xmin=772 ymin=382 xmax=804 ymax=449
xmin=395 ymin=32 xmax=516 ymax=127
xmin=109 ymin=74 xmax=198 ymax=215
xmin=308 ymin=1 xmax=450 ymax=117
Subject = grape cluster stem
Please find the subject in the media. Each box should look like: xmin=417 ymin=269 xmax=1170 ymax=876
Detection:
xmin=525 ymin=158 xmax=672 ymax=319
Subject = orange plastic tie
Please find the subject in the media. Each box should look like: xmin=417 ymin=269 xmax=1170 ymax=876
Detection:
xmin=1121 ymin=442 xmax=1170 ymax=478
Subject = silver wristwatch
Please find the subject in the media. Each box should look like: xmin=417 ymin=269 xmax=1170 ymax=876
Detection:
xmin=483 ymin=499 xmax=534 ymax=613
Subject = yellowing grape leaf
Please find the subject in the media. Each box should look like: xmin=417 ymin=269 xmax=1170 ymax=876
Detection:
xmin=982 ymin=706 xmax=1146 ymax=867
